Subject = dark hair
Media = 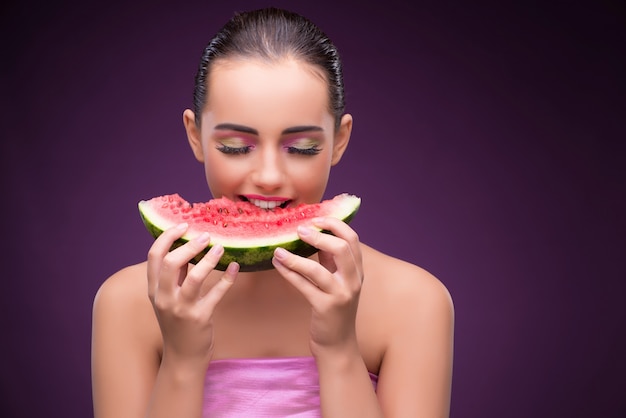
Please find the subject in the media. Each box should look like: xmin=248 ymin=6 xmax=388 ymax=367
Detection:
xmin=192 ymin=7 xmax=345 ymax=129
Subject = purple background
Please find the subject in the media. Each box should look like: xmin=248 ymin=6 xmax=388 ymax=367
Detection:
xmin=2 ymin=0 xmax=624 ymax=417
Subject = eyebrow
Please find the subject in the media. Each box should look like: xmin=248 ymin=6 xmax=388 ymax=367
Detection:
xmin=214 ymin=123 xmax=323 ymax=135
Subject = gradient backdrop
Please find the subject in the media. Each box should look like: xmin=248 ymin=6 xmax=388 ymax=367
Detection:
xmin=1 ymin=0 xmax=624 ymax=417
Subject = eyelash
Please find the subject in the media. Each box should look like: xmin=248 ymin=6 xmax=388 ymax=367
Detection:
xmin=216 ymin=145 xmax=253 ymax=155
xmin=216 ymin=145 xmax=322 ymax=156
xmin=287 ymin=146 xmax=322 ymax=155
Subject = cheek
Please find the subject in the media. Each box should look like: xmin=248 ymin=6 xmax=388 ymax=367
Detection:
xmin=203 ymin=153 xmax=239 ymax=194
xmin=287 ymin=157 xmax=331 ymax=200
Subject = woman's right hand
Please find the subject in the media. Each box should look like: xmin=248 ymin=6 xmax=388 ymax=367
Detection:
xmin=147 ymin=223 xmax=239 ymax=368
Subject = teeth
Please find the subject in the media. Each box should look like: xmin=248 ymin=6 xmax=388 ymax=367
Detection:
xmin=249 ymin=199 xmax=286 ymax=210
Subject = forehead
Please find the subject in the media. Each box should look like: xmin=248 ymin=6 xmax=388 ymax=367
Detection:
xmin=202 ymin=58 xmax=332 ymax=130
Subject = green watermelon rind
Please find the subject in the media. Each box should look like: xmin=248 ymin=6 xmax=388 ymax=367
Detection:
xmin=138 ymin=195 xmax=360 ymax=272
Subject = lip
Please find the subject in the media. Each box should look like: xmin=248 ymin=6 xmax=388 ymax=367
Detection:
xmin=239 ymin=194 xmax=293 ymax=210
xmin=241 ymin=194 xmax=291 ymax=202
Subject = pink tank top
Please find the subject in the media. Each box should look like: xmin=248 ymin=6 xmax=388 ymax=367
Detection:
xmin=203 ymin=356 xmax=378 ymax=417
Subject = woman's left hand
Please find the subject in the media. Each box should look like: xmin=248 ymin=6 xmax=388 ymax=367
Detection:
xmin=272 ymin=216 xmax=364 ymax=356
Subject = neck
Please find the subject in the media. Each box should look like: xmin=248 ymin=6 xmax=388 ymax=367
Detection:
xmin=232 ymin=252 xmax=319 ymax=293
xmin=228 ymin=267 xmax=301 ymax=301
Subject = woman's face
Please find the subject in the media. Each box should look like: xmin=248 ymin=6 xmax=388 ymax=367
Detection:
xmin=184 ymin=58 xmax=352 ymax=209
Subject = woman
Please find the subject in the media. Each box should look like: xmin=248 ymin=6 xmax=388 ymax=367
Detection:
xmin=92 ymin=7 xmax=454 ymax=417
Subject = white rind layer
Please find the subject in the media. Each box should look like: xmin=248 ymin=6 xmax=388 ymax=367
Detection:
xmin=138 ymin=194 xmax=360 ymax=248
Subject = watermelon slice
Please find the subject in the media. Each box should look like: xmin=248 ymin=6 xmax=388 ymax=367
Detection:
xmin=138 ymin=193 xmax=361 ymax=272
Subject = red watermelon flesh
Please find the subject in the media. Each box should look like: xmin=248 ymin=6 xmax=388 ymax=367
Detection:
xmin=138 ymin=193 xmax=361 ymax=271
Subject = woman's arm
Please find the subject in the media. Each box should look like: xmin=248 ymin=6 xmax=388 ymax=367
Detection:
xmin=272 ymin=218 xmax=384 ymax=417
xmin=91 ymin=265 xmax=161 ymax=417
xmin=92 ymin=267 xmax=215 ymax=418
xmin=376 ymin=265 xmax=455 ymax=417
xmin=273 ymin=221 xmax=454 ymax=417
xmin=92 ymin=267 xmax=211 ymax=418
xmin=92 ymin=225 xmax=238 ymax=418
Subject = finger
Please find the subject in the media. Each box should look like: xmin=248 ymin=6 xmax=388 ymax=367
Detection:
xmin=179 ymin=243 xmax=225 ymax=301
xmin=159 ymin=231 xmax=211 ymax=293
xmin=147 ymin=223 xmax=189 ymax=298
xmin=313 ymin=217 xmax=363 ymax=270
xmin=273 ymin=247 xmax=333 ymax=294
xmin=316 ymin=249 xmax=337 ymax=274
xmin=297 ymin=223 xmax=360 ymax=281
xmin=200 ymin=262 xmax=239 ymax=308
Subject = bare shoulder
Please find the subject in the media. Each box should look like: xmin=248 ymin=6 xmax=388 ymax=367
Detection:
xmin=94 ymin=262 xmax=151 ymax=314
xmin=92 ymin=262 xmax=162 ymax=416
xmin=92 ymin=261 xmax=160 ymax=352
xmin=360 ymin=243 xmax=454 ymax=314
xmin=358 ymin=243 xmax=454 ymax=416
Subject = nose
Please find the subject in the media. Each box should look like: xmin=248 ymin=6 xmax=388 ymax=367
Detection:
xmin=252 ymin=147 xmax=284 ymax=191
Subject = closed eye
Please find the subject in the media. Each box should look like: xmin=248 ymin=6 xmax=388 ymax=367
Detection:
xmin=217 ymin=145 xmax=253 ymax=155
xmin=286 ymin=146 xmax=322 ymax=155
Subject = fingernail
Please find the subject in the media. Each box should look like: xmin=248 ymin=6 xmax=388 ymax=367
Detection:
xmin=312 ymin=217 xmax=324 ymax=226
xmin=274 ymin=247 xmax=288 ymax=260
xmin=297 ymin=225 xmax=311 ymax=237
xmin=271 ymin=256 xmax=282 ymax=268
xmin=177 ymin=222 xmax=189 ymax=230
xmin=196 ymin=232 xmax=210 ymax=244
xmin=226 ymin=262 xmax=239 ymax=275
xmin=210 ymin=243 xmax=223 ymax=256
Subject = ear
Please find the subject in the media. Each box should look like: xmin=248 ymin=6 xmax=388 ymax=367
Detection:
xmin=331 ymin=113 xmax=352 ymax=166
xmin=183 ymin=109 xmax=204 ymax=163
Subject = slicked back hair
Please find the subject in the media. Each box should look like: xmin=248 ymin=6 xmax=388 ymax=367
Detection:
xmin=192 ymin=7 xmax=345 ymax=130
